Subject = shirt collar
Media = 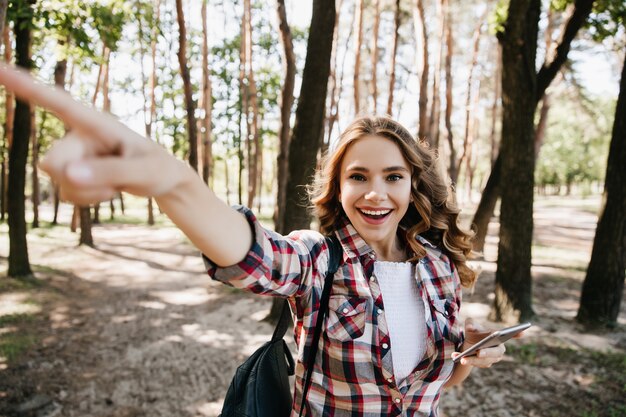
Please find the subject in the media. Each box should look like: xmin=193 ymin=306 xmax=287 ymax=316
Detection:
xmin=333 ymin=216 xmax=437 ymax=260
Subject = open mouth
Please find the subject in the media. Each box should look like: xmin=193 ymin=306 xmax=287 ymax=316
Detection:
xmin=358 ymin=208 xmax=393 ymax=220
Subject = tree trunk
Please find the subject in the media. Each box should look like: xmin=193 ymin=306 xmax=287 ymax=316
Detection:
xmin=31 ymin=107 xmax=43 ymax=228
xmin=244 ymin=0 xmax=260 ymax=209
xmin=8 ymin=0 xmax=34 ymax=278
xmin=79 ymin=207 xmax=93 ymax=246
xmin=576 ymin=53 xmax=626 ymax=328
xmin=414 ymin=0 xmax=430 ymax=141
xmin=429 ymin=0 xmax=444 ymax=149
xmin=269 ymin=0 xmax=336 ymax=325
xmin=2 ymin=25 xmax=13 ymax=222
xmin=51 ymin=44 xmax=67 ymax=225
xmin=274 ymin=0 xmax=296 ymax=234
xmin=0 ymin=0 xmax=8 ymax=37
xmin=175 ymin=0 xmax=198 ymax=171
xmin=442 ymin=0 xmax=455 ymax=184
xmin=353 ymin=0 xmax=363 ymax=115
xmin=238 ymin=8 xmax=247 ymax=206
xmin=148 ymin=0 xmax=161 ymax=225
xmin=325 ymin=0 xmax=347 ymax=148
xmin=489 ymin=44 xmax=502 ymax=168
xmin=201 ymin=0 xmax=212 ymax=185
xmin=370 ymin=0 xmax=380 ymax=113
xmin=492 ymin=0 xmax=541 ymax=323
xmin=472 ymin=0 xmax=595 ymax=256
xmin=456 ymin=13 xmax=485 ymax=184
xmin=283 ymin=0 xmax=335 ymax=231
xmin=386 ymin=0 xmax=401 ymax=117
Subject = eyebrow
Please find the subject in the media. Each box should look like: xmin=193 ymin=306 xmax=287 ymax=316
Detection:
xmin=346 ymin=166 xmax=410 ymax=173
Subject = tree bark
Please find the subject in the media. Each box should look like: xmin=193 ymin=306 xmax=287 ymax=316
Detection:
xmin=456 ymin=13 xmax=485 ymax=184
xmin=175 ymin=0 xmax=198 ymax=171
xmin=386 ymin=0 xmax=401 ymax=116
xmin=370 ymin=0 xmax=380 ymax=113
xmin=576 ymin=53 xmax=626 ymax=328
xmin=414 ymin=0 xmax=430 ymax=141
xmin=2 ymin=25 xmax=13 ymax=222
xmin=274 ymin=0 xmax=296 ymax=234
xmin=52 ymin=50 xmax=67 ymax=225
xmin=353 ymin=0 xmax=363 ymax=115
xmin=492 ymin=0 xmax=541 ymax=323
xmin=429 ymin=0 xmax=445 ymax=149
xmin=244 ymin=0 xmax=260 ymax=209
xmin=31 ymin=107 xmax=42 ymax=228
xmin=443 ymin=0 xmax=455 ymax=184
xmin=8 ymin=0 xmax=34 ymax=277
xmin=325 ymin=0 xmax=347 ymax=148
xmin=489 ymin=44 xmax=502 ymax=168
xmin=283 ymin=0 xmax=335 ymax=232
xmin=201 ymin=0 xmax=212 ymax=185
xmin=472 ymin=0 xmax=595 ymax=256
xmin=269 ymin=0 xmax=336 ymax=324
xmin=0 ymin=0 xmax=8 ymax=37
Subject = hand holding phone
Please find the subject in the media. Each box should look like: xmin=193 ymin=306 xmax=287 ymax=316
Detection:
xmin=452 ymin=322 xmax=531 ymax=363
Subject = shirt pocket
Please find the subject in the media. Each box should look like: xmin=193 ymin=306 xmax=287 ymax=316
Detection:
xmin=431 ymin=297 xmax=461 ymax=345
xmin=325 ymin=295 xmax=368 ymax=342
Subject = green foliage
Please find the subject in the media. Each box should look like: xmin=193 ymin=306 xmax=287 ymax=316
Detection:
xmin=586 ymin=0 xmax=626 ymax=41
xmin=90 ymin=0 xmax=127 ymax=52
xmin=488 ymin=0 xmax=510 ymax=36
xmin=535 ymin=93 xmax=614 ymax=190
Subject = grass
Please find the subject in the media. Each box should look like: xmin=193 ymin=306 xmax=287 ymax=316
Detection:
xmin=0 ymin=313 xmax=39 ymax=364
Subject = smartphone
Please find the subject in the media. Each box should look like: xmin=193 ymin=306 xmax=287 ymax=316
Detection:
xmin=452 ymin=322 xmax=531 ymax=363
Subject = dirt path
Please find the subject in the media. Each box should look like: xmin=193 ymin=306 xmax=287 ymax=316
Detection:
xmin=1 ymin=196 xmax=625 ymax=417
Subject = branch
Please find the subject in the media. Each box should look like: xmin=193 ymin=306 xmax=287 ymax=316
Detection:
xmin=535 ymin=0 xmax=595 ymax=103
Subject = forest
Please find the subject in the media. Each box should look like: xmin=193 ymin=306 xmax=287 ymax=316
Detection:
xmin=0 ymin=0 xmax=625 ymax=416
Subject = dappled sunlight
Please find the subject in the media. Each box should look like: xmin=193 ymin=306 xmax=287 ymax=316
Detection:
xmin=180 ymin=324 xmax=236 ymax=346
xmin=0 ymin=292 xmax=41 ymax=316
xmin=151 ymin=287 xmax=220 ymax=306
xmin=138 ymin=300 xmax=167 ymax=310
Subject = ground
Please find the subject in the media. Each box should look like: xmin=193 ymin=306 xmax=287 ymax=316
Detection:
xmin=0 ymin=195 xmax=625 ymax=417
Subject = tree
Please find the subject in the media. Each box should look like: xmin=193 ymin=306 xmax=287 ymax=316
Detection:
xmin=200 ymin=0 xmax=212 ymax=185
xmin=576 ymin=9 xmax=626 ymax=328
xmin=269 ymin=0 xmax=336 ymax=322
xmin=274 ymin=0 xmax=296 ymax=235
xmin=353 ymin=0 xmax=363 ymax=114
xmin=414 ymin=0 xmax=430 ymax=141
xmin=472 ymin=0 xmax=596 ymax=254
xmin=1 ymin=25 xmax=14 ymax=222
xmin=370 ymin=0 xmax=380 ymax=113
xmin=492 ymin=0 xmax=595 ymax=322
xmin=386 ymin=0 xmax=401 ymax=116
xmin=175 ymin=0 xmax=198 ymax=171
xmin=7 ymin=0 xmax=34 ymax=277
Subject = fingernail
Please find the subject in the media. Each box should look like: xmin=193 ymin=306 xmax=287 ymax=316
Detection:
xmin=67 ymin=163 xmax=93 ymax=183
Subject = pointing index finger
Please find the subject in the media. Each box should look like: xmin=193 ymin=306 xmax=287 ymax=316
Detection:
xmin=0 ymin=63 xmax=144 ymax=149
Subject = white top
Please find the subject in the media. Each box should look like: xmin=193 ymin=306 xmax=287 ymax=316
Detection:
xmin=374 ymin=261 xmax=426 ymax=383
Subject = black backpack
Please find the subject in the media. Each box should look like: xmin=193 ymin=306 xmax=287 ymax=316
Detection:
xmin=219 ymin=236 xmax=343 ymax=417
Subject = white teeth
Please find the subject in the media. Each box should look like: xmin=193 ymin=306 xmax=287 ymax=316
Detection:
xmin=360 ymin=209 xmax=391 ymax=216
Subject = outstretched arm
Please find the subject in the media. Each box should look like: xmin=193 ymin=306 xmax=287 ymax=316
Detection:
xmin=0 ymin=64 xmax=251 ymax=267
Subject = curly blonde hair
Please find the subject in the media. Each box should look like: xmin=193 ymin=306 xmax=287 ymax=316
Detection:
xmin=308 ymin=115 xmax=476 ymax=288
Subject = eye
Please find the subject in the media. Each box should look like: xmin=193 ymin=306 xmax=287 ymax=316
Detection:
xmin=387 ymin=174 xmax=403 ymax=182
xmin=348 ymin=173 xmax=366 ymax=182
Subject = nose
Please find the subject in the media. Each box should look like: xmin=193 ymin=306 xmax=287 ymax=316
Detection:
xmin=364 ymin=179 xmax=388 ymax=202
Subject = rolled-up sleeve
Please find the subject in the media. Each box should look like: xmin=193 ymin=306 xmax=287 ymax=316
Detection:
xmin=203 ymin=205 xmax=328 ymax=298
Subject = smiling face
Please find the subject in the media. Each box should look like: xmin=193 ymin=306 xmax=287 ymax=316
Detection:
xmin=339 ymin=135 xmax=413 ymax=260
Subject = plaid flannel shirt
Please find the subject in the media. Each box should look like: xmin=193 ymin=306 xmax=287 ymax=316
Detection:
xmin=204 ymin=206 xmax=464 ymax=417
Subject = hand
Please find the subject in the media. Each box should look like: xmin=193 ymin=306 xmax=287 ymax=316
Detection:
xmin=0 ymin=63 xmax=189 ymax=205
xmin=451 ymin=319 xmax=506 ymax=368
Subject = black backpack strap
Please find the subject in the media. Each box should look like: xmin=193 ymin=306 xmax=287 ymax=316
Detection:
xmin=298 ymin=235 xmax=342 ymax=416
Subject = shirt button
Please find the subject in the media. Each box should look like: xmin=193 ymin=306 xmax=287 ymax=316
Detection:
xmin=387 ymin=377 xmax=393 ymax=383
xmin=394 ymin=398 xmax=401 ymax=404
xmin=370 ymin=275 xmax=376 ymax=282
xmin=382 ymin=343 xmax=389 ymax=349
xmin=342 ymin=308 xmax=350 ymax=314
xmin=377 ymin=309 xmax=383 ymax=315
